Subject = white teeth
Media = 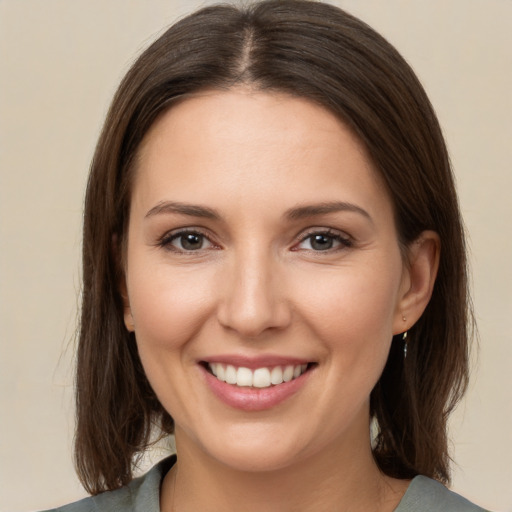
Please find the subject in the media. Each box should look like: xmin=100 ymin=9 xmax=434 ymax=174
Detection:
xmin=225 ymin=364 xmax=237 ymax=384
xmin=253 ymin=368 xmax=271 ymax=388
xmin=236 ymin=367 xmax=253 ymax=387
xmin=270 ymin=366 xmax=283 ymax=385
xmin=216 ymin=363 xmax=226 ymax=381
xmin=283 ymin=365 xmax=294 ymax=382
xmin=208 ymin=362 xmax=308 ymax=388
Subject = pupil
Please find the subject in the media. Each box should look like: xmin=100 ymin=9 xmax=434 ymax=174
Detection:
xmin=312 ymin=234 xmax=333 ymax=251
xmin=182 ymin=233 xmax=202 ymax=250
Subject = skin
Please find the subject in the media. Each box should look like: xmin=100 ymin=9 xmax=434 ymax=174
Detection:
xmin=122 ymin=89 xmax=440 ymax=511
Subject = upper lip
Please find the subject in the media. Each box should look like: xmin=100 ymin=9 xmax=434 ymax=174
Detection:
xmin=200 ymin=354 xmax=313 ymax=369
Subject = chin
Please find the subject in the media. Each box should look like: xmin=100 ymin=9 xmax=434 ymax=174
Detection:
xmin=190 ymin=423 xmax=312 ymax=473
xmin=208 ymin=444 xmax=304 ymax=473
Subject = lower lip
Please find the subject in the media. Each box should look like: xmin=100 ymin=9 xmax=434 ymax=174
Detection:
xmin=202 ymin=366 xmax=313 ymax=412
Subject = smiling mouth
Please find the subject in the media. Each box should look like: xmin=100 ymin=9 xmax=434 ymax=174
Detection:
xmin=204 ymin=362 xmax=314 ymax=388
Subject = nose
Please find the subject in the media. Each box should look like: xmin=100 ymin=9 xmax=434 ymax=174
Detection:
xmin=216 ymin=246 xmax=292 ymax=338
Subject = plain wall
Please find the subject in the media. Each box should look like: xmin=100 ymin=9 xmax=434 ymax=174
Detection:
xmin=0 ymin=1 xmax=510 ymax=510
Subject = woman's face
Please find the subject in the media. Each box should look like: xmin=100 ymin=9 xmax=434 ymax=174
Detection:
xmin=123 ymin=89 xmax=411 ymax=472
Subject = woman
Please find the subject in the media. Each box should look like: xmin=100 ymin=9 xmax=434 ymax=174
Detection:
xmin=45 ymin=1 xmax=488 ymax=510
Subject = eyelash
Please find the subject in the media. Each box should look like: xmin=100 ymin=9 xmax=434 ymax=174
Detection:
xmin=157 ymin=228 xmax=353 ymax=253
xmin=157 ymin=228 xmax=216 ymax=253
xmin=293 ymin=229 xmax=353 ymax=252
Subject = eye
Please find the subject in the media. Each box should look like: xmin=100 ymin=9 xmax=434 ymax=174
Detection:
xmin=295 ymin=230 xmax=352 ymax=252
xmin=160 ymin=230 xmax=215 ymax=252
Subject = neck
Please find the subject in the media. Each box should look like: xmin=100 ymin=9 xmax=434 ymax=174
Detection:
xmin=160 ymin=428 xmax=408 ymax=512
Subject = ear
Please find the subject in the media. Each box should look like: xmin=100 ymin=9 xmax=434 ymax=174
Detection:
xmin=120 ymin=278 xmax=135 ymax=333
xmin=113 ymin=234 xmax=135 ymax=333
xmin=393 ymin=230 xmax=440 ymax=334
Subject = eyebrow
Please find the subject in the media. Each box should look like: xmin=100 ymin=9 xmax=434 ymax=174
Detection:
xmin=284 ymin=201 xmax=373 ymax=223
xmin=145 ymin=200 xmax=372 ymax=223
xmin=145 ymin=201 xmax=220 ymax=220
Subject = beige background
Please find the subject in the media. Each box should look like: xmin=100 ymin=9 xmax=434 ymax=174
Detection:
xmin=0 ymin=1 xmax=511 ymax=511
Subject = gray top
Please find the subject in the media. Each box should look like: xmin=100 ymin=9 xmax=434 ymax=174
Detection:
xmin=43 ymin=456 xmax=490 ymax=512
xmin=394 ymin=475 xmax=489 ymax=512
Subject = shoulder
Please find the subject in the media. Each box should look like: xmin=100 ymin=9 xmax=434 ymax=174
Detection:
xmin=395 ymin=475 xmax=491 ymax=512
xmin=40 ymin=455 xmax=176 ymax=512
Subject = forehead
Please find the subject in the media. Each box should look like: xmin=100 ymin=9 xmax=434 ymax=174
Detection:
xmin=132 ymin=89 xmax=392 ymax=221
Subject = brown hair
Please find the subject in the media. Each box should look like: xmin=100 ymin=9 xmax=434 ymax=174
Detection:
xmin=75 ymin=0 xmax=472 ymax=494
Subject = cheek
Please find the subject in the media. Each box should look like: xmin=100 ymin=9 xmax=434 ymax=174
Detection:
xmin=292 ymin=261 xmax=402 ymax=340
xmin=127 ymin=262 xmax=217 ymax=350
xmin=289 ymin=257 xmax=404 ymax=402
